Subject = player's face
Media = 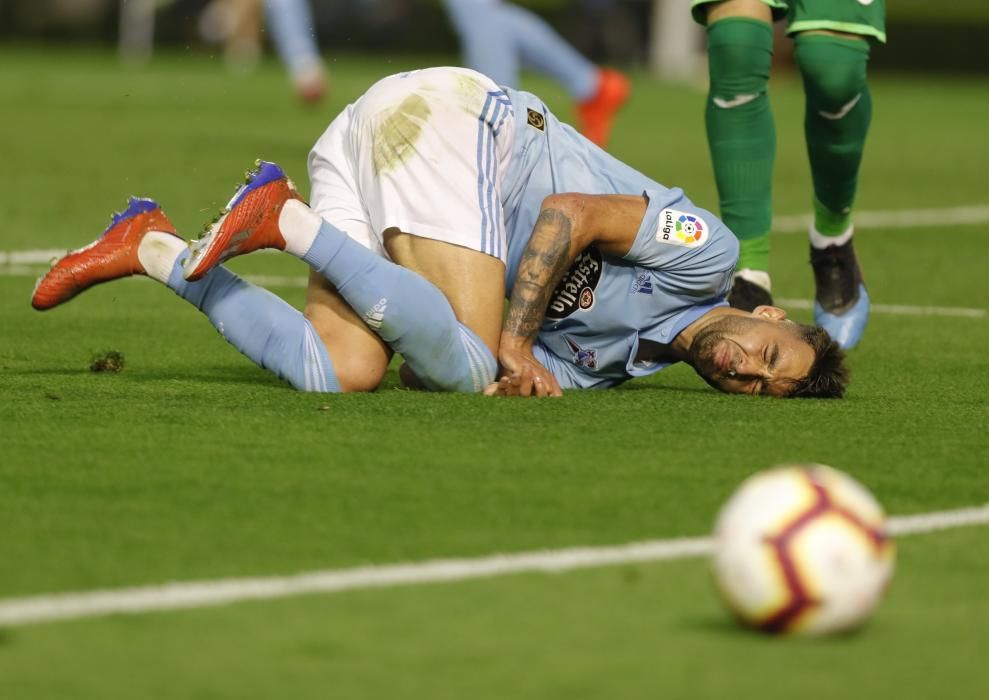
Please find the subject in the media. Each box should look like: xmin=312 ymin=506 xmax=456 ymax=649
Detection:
xmin=689 ymin=308 xmax=816 ymax=397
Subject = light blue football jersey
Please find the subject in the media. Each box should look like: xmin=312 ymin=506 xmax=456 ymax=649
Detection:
xmin=499 ymin=87 xmax=739 ymax=389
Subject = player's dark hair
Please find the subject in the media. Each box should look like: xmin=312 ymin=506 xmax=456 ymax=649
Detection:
xmin=786 ymin=324 xmax=849 ymax=399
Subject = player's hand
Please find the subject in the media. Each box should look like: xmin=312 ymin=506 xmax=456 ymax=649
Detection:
xmin=497 ymin=348 xmax=562 ymax=397
xmin=498 ymin=345 xmax=562 ymax=397
xmin=484 ymin=370 xmax=550 ymax=398
xmin=485 ymin=365 xmax=561 ymax=399
xmin=484 ymin=375 xmax=516 ymax=397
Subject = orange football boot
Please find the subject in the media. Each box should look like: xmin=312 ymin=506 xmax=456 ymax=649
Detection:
xmin=576 ymin=68 xmax=631 ymax=149
xmin=31 ymin=197 xmax=179 ymax=311
xmin=183 ymin=160 xmax=303 ymax=281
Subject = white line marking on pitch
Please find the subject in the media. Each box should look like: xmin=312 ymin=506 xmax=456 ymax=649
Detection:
xmin=0 ymin=503 xmax=986 ymax=628
xmin=1 ymin=200 xmax=986 ymax=267
xmin=0 ymin=202 xmax=985 ymax=269
xmin=5 ymin=269 xmax=983 ymax=320
xmin=775 ymin=297 xmax=987 ymax=319
xmin=4 ymin=200 xmax=987 ymax=320
xmin=0 ymin=249 xmax=284 ymax=266
xmin=772 ymin=204 xmax=989 ymax=233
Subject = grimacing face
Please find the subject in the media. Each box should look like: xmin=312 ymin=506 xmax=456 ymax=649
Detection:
xmin=689 ymin=307 xmax=816 ymax=397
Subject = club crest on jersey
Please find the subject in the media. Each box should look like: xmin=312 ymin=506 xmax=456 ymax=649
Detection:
xmin=526 ymin=108 xmax=546 ymax=132
xmin=547 ymin=248 xmax=602 ymax=320
xmin=657 ymin=209 xmax=708 ymax=247
xmin=563 ymin=335 xmax=597 ymax=369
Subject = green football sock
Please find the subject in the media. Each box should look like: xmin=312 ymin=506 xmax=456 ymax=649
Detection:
xmin=705 ymin=17 xmax=776 ymax=274
xmin=813 ymin=197 xmax=851 ymax=237
xmin=795 ymin=34 xmax=872 ymax=237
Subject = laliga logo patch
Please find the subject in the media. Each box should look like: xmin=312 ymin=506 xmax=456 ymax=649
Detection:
xmin=657 ymin=209 xmax=708 ymax=247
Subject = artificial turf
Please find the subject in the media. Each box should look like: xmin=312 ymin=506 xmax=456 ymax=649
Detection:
xmin=0 ymin=46 xmax=987 ymax=698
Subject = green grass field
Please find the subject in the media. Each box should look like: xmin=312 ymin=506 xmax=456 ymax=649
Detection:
xmin=1 ymin=47 xmax=987 ymax=698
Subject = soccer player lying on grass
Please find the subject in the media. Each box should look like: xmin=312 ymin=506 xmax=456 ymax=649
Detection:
xmin=32 ymin=67 xmax=848 ymax=398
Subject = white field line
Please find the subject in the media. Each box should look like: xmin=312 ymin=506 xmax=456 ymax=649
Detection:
xmin=0 ymin=503 xmax=986 ymax=628
xmin=775 ymin=297 xmax=987 ymax=319
xmin=1 ymin=200 xmax=987 ymax=268
xmin=4 ymin=201 xmax=987 ymax=318
xmin=772 ymin=204 xmax=989 ymax=233
xmin=5 ymin=270 xmax=984 ymax=321
xmin=2 ymin=201 xmax=988 ymax=268
xmin=0 ymin=262 xmax=308 ymax=290
xmin=0 ymin=248 xmax=281 ymax=266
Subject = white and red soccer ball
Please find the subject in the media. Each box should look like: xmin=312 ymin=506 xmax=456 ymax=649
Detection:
xmin=711 ymin=464 xmax=895 ymax=636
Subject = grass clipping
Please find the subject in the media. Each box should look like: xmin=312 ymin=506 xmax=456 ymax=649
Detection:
xmin=90 ymin=350 xmax=125 ymax=373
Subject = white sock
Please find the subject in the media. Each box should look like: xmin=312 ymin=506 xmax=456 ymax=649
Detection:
xmin=810 ymin=224 xmax=854 ymax=250
xmin=279 ymin=199 xmax=322 ymax=258
xmin=137 ymin=232 xmax=185 ymax=283
xmin=735 ymin=268 xmax=772 ymax=292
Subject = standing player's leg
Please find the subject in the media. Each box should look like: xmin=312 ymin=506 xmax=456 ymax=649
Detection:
xmin=694 ymin=0 xmax=778 ymax=310
xmin=263 ymin=0 xmax=327 ymax=103
xmin=796 ymin=31 xmax=872 ymax=349
xmin=494 ymin=0 xmax=630 ymax=147
xmin=442 ymin=0 xmax=522 ymax=88
xmin=787 ymin=0 xmax=884 ymax=349
xmin=442 ymin=0 xmax=629 ymax=148
xmin=31 ymin=198 xmax=352 ymax=393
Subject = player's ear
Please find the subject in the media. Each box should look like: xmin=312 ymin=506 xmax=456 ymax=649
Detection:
xmin=752 ymin=305 xmax=787 ymax=321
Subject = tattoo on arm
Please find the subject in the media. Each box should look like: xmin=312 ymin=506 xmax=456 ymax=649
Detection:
xmin=503 ymin=208 xmax=574 ymax=345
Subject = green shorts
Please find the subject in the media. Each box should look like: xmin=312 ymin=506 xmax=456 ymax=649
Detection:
xmin=690 ymin=0 xmax=886 ymax=43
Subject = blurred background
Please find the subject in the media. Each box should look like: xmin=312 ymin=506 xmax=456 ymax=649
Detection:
xmin=2 ymin=0 xmax=988 ymax=76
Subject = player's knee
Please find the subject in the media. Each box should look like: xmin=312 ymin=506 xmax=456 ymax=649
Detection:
xmin=302 ymin=308 xmax=389 ymax=393
xmin=797 ymin=57 xmax=866 ymax=108
xmin=708 ymin=43 xmax=771 ymax=99
xmin=795 ymin=36 xmax=869 ymax=110
xmin=310 ymin=325 xmax=387 ymax=393
xmin=706 ymin=19 xmax=773 ymax=100
xmin=332 ymin=355 xmax=387 ymax=393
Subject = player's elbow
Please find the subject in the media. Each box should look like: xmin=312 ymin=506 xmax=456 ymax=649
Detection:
xmin=539 ymin=194 xmax=595 ymax=248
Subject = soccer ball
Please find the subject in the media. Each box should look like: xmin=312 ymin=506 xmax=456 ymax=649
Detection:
xmin=711 ymin=464 xmax=895 ymax=636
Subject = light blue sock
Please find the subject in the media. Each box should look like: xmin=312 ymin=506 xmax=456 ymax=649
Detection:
xmin=263 ymin=0 xmax=322 ymax=76
xmin=501 ymin=2 xmax=597 ymax=99
xmin=167 ymin=251 xmax=340 ymax=393
xmin=443 ymin=0 xmax=597 ymax=99
xmin=302 ymin=221 xmax=497 ymax=393
xmin=444 ymin=0 xmax=520 ymax=86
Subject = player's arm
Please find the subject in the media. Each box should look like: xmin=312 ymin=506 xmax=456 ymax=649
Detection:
xmin=499 ymin=193 xmax=648 ymax=396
